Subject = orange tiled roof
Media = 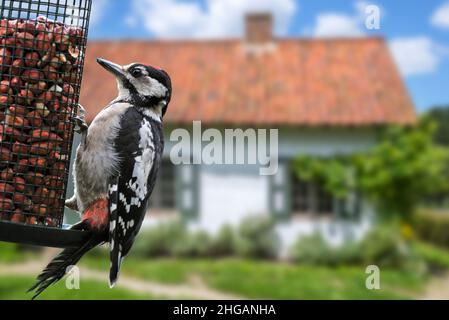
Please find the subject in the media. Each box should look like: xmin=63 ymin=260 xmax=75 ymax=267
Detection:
xmin=80 ymin=38 xmax=416 ymax=126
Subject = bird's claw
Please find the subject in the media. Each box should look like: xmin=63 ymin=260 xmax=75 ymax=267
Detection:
xmin=65 ymin=195 xmax=79 ymax=212
xmin=72 ymin=104 xmax=88 ymax=134
xmin=73 ymin=116 xmax=88 ymax=134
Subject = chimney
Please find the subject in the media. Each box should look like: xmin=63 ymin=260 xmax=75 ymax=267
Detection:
xmin=245 ymin=13 xmax=273 ymax=44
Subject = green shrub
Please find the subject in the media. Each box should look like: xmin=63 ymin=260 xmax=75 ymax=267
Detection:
xmin=290 ymin=224 xmax=424 ymax=270
xmin=414 ymin=241 xmax=449 ymax=270
xmin=290 ymin=233 xmax=360 ymax=266
xmin=413 ymin=209 xmax=449 ymax=248
xmin=290 ymin=233 xmax=334 ymax=265
xmin=235 ymin=216 xmax=279 ymax=259
xmin=132 ymin=222 xmax=185 ymax=258
xmin=133 ymin=222 xmax=236 ymax=259
xmin=172 ymin=230 xmax=214 ymax=258
xmin=358 ymin=224 xmax=411 ymax=268
xmin=210 ymin=225 xmax=236 ymax=257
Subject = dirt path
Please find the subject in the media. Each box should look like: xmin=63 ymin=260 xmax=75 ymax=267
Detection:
xmin=420 ymin=274 xmax=449 ymax=300
xmin=0 ymin=261 xmax=244 ymax=300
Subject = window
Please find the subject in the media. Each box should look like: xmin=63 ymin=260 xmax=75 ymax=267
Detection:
xmin=291 ymin=175 xmax=334 ymax=216
xmin=150 ymin=160 xmax=176 ymax=210
xmin=316 ymin=184 xmax=333 ymax=213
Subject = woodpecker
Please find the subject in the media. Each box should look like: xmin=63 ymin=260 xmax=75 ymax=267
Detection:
xmin=28 ymin=58 xmax=172 ymax=299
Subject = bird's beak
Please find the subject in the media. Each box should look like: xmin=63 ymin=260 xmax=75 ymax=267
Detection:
xmin=97 ymin=58 xmax=126 ymax=79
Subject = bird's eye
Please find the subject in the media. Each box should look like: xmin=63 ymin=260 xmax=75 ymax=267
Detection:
xmin=131 ymin=68 xmax=143 ymax=78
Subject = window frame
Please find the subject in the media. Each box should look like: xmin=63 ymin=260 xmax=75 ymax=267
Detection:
xmin=150 ymin=159 xmax=177 ymax=210
xmin=290 ymin=174 xmax=335 ymax=218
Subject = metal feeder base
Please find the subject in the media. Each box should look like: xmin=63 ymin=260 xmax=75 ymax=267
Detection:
xmin=0 ymin=221 xmax=89 ymax=248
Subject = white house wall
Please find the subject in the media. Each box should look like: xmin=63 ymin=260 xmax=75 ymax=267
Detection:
xmin=166 ymin=126 xmax=378 ymax=248
xmin=193 ymin=165 xmax=270 ymax=233
xmin=276 ymin=205 xmax=376 ymax=258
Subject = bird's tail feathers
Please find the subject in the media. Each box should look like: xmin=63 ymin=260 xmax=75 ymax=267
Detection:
xmin=108 ymin=179 xmax=121 ymax=288
xmin=28 ymin=222 xmax=101 ymax=299
xmin=108 ymin=250 xmax=122 ymax=288
xmin=108 ymin=217 xmax=123 ymax=288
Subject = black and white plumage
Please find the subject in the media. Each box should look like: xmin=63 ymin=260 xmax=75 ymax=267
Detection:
xmin=107 ymin=107 xmax=164 ymax=286
xmin=29 ymin=58 xmax=172 ymax=298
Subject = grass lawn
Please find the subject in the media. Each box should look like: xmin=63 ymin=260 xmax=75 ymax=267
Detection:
xmin=413 ymin=242 xmax=449 ymax=269
xmin=82 ymin=254 xmax=426 ymax=299
xmin=0 ymin=275 xmax=155 ymax=300
xmin=0 ymin=243 xmax=38 ymax=263
xmin=5 ymin=241 xmax=448 ymax=300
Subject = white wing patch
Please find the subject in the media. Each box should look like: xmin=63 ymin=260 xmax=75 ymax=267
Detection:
xmin=116 ymin=119 xmax=155 ymax=215
xmin=118 ymin=216 xmax=127 ymax=235
xmin=128 ymin=119 xmax=155 ymax=204
xmin=119 ymin=192 xmax=131 ymax=213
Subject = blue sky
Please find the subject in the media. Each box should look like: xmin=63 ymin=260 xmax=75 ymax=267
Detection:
xmin=88 ymin=0 xmax=449 ymax=112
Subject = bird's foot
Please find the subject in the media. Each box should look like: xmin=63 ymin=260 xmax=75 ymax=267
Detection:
xmin=82 ymin=198 xmax=109 ymax=231
xmin=65 ymin=195 xmax=79 ymax=212
xmin=72 ymin=104 xmax=88 ymax=134
xmin=73 ymin=116 xmax=88 ymax=134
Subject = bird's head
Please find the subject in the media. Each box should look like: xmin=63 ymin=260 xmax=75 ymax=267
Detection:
xmin=97 ymin=58 xmax=172 ymax=118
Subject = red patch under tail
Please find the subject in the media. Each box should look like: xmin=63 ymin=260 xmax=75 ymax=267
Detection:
xmin=83 ymin=198 xmax=109 ymax=231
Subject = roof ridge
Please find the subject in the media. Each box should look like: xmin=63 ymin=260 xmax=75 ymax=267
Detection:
xmin=87 ymin=37 xmax=386 ymax=45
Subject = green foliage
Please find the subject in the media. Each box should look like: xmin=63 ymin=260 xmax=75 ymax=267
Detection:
xmin=293 ymin=156 xmax=354 ymax=198
xmin=235 ymin=216 xmax=279 ymax=259
xmin=209 ymin=225 xmax=236 ymax=257
xmin=427 ymin=105 xmax=449 ymax=146
xmin=356 ymin=120 xmax=449 ymax=218
xmin=0 ymin=243 xmax=36 ymax=263
xmin=413 ymin=241 xmax=449 ymax=270
xmin=172 ymin=230 xmax=214 ymax=258
xmin=0 ymin=243 xmax=22 ymax=263
xmin=290 ymin=233 xmax=358 ymax=265
xmin=132 ymin=222 xmax=237 ymax=259
xmin=290 ymin=233 xmax=327 ymax=264
xmin=133 ymin=219 xmax=280 ymax=260
xmin=172 ymin=225 xmax=238 ymax=258
xmin=357 ymin=224 xmax=415 ymax=268
xmin=293 ymin=119 xmax=449 ymax=219
xmin=412 ymin=209 xmax=449 ymax=248
xmin=290 ymin=224 xmax=423 ymax=270
xmin=132 ymin=221 xmax=186 ymax=258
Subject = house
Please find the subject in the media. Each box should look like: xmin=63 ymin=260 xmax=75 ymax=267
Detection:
xmin=73 ymin=14 xmax=416 ymax=253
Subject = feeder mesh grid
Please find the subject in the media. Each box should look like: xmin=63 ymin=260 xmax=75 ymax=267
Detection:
xmin=0 ymin=0 xmax=92 ymax=228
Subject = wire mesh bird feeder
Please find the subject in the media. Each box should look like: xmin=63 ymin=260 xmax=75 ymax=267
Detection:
xmin=0 ymin=0 xmax=92 ymax=248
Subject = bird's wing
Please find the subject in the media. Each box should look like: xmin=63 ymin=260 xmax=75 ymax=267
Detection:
xmin=108 ymin=108 xmax=162 ymax=287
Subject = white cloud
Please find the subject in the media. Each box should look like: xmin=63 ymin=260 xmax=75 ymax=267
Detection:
xmin=90 ymin=0 xmax=108 ymax=26
xmin=127 ymin=0 xmax=297 ymax=39
xmin=313 ymin=13 xmax=363 ymax=37
xmin=308 ymin=1 xmax=383 ymax=38
xmin=124 ymin=15 xmax=138 ymax=28
xmin=389 ymin=37 xmax=441 ymax=76
xmin=431 ymin=2 xmax=449 ymax=30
